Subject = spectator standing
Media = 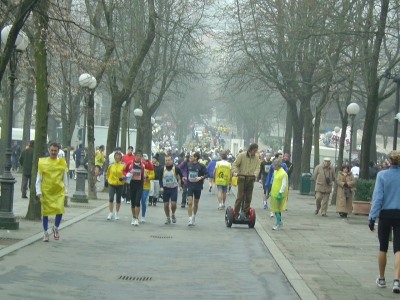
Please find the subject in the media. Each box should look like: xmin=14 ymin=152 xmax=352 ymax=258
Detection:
xmin=313 ymin=158 xmax=335 ymax=217
xmin=19 ymin=140 xmax=34 ymax=198
xmin=11 ymin=141 xmax=21 ymax=171
xmin=335 ymin=164 xmax=356 ymax=219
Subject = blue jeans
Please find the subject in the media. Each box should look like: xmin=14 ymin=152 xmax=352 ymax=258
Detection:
xmin=141 ymin=190 xmax=150 ymax=217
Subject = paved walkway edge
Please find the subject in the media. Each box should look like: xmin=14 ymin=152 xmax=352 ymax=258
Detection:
xmin=0 ymin=203 xmax=108 ymax=258
xmin=255 ymin=220 xmax=318 ymax=300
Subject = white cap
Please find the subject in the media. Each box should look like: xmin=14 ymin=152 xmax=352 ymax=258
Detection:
xmin=143 ymin=154 xmax=149 ymax=160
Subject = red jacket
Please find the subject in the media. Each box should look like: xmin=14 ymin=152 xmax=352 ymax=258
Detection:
xmin=123 ymin=160 xmax=145 ymax=183
xmin=122 ymin=153 xmax=135 ymax=166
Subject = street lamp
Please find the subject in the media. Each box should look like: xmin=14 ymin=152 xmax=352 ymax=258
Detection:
xmin=382 ymin=72 xmax=400 ymax=150
xmin=332 ymin=126 xmax=340 ymax=164
xmin=71 ymin=73 xmax=96 ymax=203
xmin=347 ymin=103 xmax=360 ymax=164
xmin=0 ymin=25 xmax=29 ymax=229
xmin=134 ymin=108 xmax=143 ymax=150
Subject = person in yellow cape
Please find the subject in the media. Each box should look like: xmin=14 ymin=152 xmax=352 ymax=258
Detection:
xmin=213 ymin=153 xmax=231 ymax=210
xmin=269 ymin=160 xmax=288 ymax=230
xmin=35 ymin=142 xmax=69 ymax=242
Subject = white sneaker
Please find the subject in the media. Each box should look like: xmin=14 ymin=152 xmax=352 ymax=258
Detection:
xmin=134 ymin=219 xmax=139 ymax=226
xmin=270 ymin=212 xmax=274 ymax=218
xmin=188 ymin=217 xmax=193 ymax=226
xmin=131 ymin=218 xmax=135 ymax=225
xmin=272 ymin=224 xmax=281 ymax=230
xmin=165 ymin=217 xmax=171 ymax=225
xmin=192 ymin=215 xmax=196 ymax=226
xmin=126 ymin=201 xmax=131 ymax=204
xmin=141 ymin=217 xmax=145 ymax=223
xmin=107 ymin=212 xmax=113 ymax=220
xmin=115 ymin=212 xmax=119 ymax=220
xmin=121 ymin=198 xmax=125 ymax=203
xmin=171 ymin=214 xmax=176 ymax=223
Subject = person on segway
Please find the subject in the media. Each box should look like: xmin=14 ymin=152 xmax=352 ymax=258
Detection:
xmin=231 ymin=143 xmax=260 ymax=219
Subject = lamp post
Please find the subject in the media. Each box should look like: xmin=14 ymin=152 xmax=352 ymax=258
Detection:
xmin=0 ymin=25 xmax=29 ymax=229
xmin=394 ymin=76 xmax=400 ymax=150
xmin=347 ymin=103 xmax=360 ymax=165
xmin=71 ymin=73 xmax=96 ymax=203
xmin=134 ymin=108 xmax=143 ymax=151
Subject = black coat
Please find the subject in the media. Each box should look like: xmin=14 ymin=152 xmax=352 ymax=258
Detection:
xmin=19 ymin=146 xmax=34 ymax=175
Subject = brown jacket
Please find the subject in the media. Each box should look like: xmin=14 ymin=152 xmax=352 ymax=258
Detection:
xmin=313 ymin=163 xmax=335 ymax=193
xmin=336 ymin=171 xmax=356 ymax=214
xmin=232 ymin=151 xmax=260 ymax=177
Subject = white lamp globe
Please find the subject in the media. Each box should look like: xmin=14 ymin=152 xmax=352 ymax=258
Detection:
xmin=312 ymin=117 xmax=315 ymax=125
xmin=79 ymin=73 xmax=91 ymax=87
xmin=133 ymin=108 xmax=143 ymax=117
xmin=15 ymin=31 xmax=28 ymax=51
xmin=334 ymin=126 xmax=340 ymax=134
xmin=347 ymin=103 xmax=360 ymax=115
xmin=151 ymin=117 xmax=155 ymax=124
xmin=88 ymin=76 xmax=97 ymax=89
xmin=326 ymin=131 xmax=333 ymax=139
xmin=395 ymin=112 xmax=400 ymax=120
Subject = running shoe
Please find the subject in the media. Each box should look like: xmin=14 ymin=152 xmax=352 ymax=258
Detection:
xmin=165 ymin=217 xmax=171 ymax=224
xmin=263 ymin=201 xmax=268 ymax=209
xmin=131 ymin=218 xmax=135 ymax=225
xmin=209 ymin=187 xmax=212 ymax=192
xmin=188 ymin=217 xmax=193 ymax=226
xmin=134 ymin=218 xmax=139 ymax=226
xmin=141 ymin=217 xmax=145 ymax=223
xmin=107 ymin=212 xmax=113 ymax=220
xmin=376 ymin=277 xmax=386 ymax=288
xmin=393 ymin=279 xmax=400 ymax=293
xmin=272 ymin=224 xmax=281 ymax=230
xmin=270 ymin=212 xmax=274 ymax=218
xmin=52 ymin=226 xmax=59 ymax=240
xmin=43 ymin=232 xmax=49 ymax=242
xmin=126 ymin=201 xmax=131 ymax=204
xmin=121 ymin=198 xmax=125 ymax=203
xmin=171 ymin=214 xmax=176 ymax=223
xmin=115 ymin=212 xmax=119 ymax=220
xmin=192 ymin=215 xmax=196 ymax=226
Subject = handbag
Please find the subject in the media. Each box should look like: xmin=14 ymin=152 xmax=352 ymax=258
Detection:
xmin=232 ymin=176 xmax=238 ymax=187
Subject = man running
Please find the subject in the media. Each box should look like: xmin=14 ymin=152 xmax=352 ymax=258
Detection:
xmin=159 ymin=156 xmax=183 ymax=224
xmin=259 ymin=154 xmax=272 ymax=209
xmin=214 ymin=153 xmax=231 ymax=210
xmin=123 ymin=150 xmax=145 ymax=226
xmin=122 ymin=146 xmax=135 ymax=204
xmin=35 ymin=143 xmax=68 ymax=242
xmin=182 ymin=152 xmax=208 ymax=226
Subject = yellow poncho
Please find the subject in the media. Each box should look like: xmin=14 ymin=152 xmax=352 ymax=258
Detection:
xmin=269 ymin=167 xmax=289 ymax=213
xmin=37 ymin=157 xmax=68 ymax=216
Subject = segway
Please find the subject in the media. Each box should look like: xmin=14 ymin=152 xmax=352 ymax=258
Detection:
xmin=225 ymin=174 xmax=256 ymax=228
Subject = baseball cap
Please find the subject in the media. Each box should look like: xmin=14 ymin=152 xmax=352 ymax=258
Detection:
xmin=143 ymin=154 xmax=149 ymax=160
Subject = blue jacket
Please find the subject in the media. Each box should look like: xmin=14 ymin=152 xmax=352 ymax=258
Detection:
xmin=264 ymin=162 xmax=287 ymax=187
xmin=207 ymin=159 xmax=217 ymax=178
xmin=369 ymin=165 xmax=400 ymax=220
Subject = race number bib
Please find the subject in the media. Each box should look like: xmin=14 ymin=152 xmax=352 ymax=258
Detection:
xmin=164 ymin=175 xmax=174 ymax=187
xmin=188 ymin=171 xmax=198 ymax=182
xmin=132 ymin=169 xmax=141 ymax=181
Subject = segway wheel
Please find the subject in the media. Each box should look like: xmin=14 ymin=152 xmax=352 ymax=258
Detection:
xmin=225 ymin=206 xmax=233 ymax=227
xmin=248 ymin=208 xmax=256 ymax=228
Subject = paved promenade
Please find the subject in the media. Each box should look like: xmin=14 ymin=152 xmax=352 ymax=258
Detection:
xmin=0 ymin=172 xmax=395 ymax=299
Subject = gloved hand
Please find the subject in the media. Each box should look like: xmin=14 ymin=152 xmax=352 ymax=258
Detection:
xmin=368 ymin=219 xmax=375 ymax=231
xmin=344 ymin=183 xmax=348 ymax=188
xmin=126 ymin=173 xmax=133 ymax=181
xmin=119 ymin=176 xmax=127 ymax=181
xmin=104 ymin=181 xmax=108 ymax=188
xmin=276 ymin=192 xmax=282 ymax=200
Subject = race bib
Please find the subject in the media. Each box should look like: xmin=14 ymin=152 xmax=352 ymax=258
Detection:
xmin=132 ymin=169 xmax=141 ymax=180
xmin=188 ymin=171 xmax=198 ymax=182
xmin=164 ymin=175 xmax=174 ymax=187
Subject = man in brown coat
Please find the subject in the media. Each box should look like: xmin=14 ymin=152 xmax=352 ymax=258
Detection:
xmin=232 ymin=143 xmax=260 ymax=218
xmin=313 ymin=157 xmax=335 ymax=216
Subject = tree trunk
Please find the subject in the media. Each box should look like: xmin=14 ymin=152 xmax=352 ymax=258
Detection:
xmin=135 ymin=114 xmax=152 ymax=155
xmin=301 ymin=100 xmax=313 ymax=173
xmin=369 ymin=108 xmax=379 ymax=162
xmin=22 ymin=67 xmax=34 ymax=148
xmin=87 ymin=90 xmax=97 ymax=199
xmin=290 ymin=102 xmax=303 ymax=190
xmin=26 ymin=0 xmax=49 ymax=220
xmin=313 ymin=110 xmax=322 ymax=168
xmin=284 ymin=105 xmax=292 ymax=155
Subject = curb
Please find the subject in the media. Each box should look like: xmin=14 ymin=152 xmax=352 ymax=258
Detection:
xmin=0 ymin=203 xmax=108 ymax=258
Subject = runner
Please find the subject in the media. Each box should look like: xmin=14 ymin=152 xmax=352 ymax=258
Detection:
xmin=105 ymin=151 xmax=126 ymax=220
xmin=149 ymin=155 xmax=161 ymax=206
xmin=95 ymin=145 xmax=105 ymax=182
xmin=213 ymin=153 xmax=231 ymax=210
xmin=159 ymin=156 xmax=183 ymax=224
xmin=182 ymin=152 xmax=208 ymax=226
xmin=259 ymin=154 xmax=272 ymax=209
xmin=35 ymin=142 xmax=68 ymax=242
xmin=206 ymin=155 xmax=218 ymax=194
xmin=121 ymin=146 xmax=135 ymax=204
xmin=140 ymin=154 xmax=154 ymax=223
xmin=123 ymin=150 xmax=145 ymax=226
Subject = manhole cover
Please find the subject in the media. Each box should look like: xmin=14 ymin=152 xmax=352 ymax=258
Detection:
xmin=68 ymin=205 xmax=96 ymax=209
xmin=118 ymin=276 xmax=152 ymax=281
xmin=0 ymin=237 xmax=22 ymax=246
xmin=150 ymin=235 xmax=172 ymax=239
